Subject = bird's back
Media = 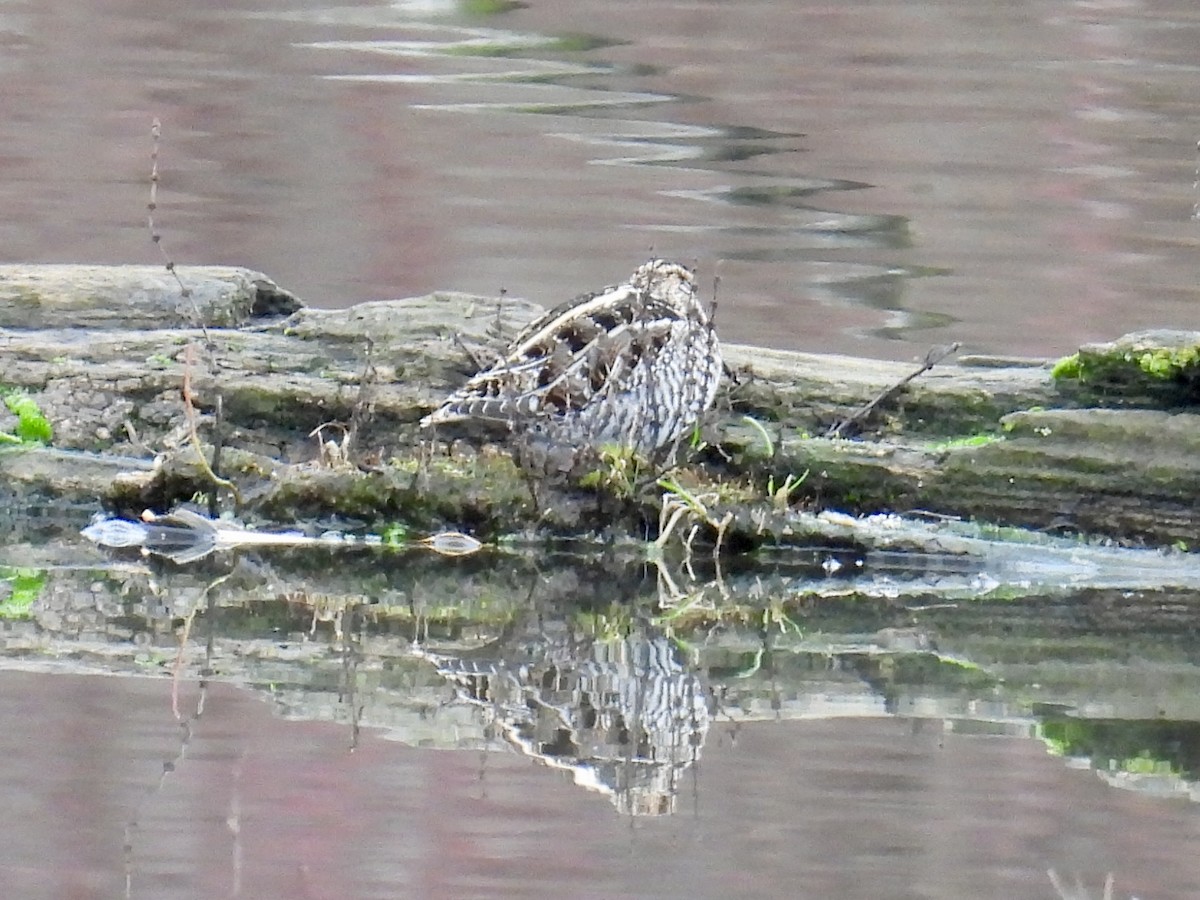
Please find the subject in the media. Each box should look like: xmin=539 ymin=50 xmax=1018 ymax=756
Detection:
xmin=422 ymin=260 xmax=722 ymax=467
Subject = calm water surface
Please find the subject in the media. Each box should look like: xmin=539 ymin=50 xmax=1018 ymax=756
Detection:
xmin=3 ymin=671 xmax=1197 ymax=900
xmin=4 ymin=1 xmax=1200 ymax=897
xmin=3 ymin=0 xmax=1200 ymax=359
xmin=3 ymin=532 xmax=1200 ymax=900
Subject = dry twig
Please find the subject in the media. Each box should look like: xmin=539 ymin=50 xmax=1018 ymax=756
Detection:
xmin=148 ymin=119 xmax=210 ymax=344
xmin=826 ymin=341 xmax=961 ymax=438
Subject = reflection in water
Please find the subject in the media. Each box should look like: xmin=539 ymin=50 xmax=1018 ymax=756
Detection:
xmin=3 ymin=528 xmax=1200 ymax=895
xmin=417 ymin=623 xmax=708 ymax=816
xmin=5 ymin=0 xmax=1200 ymax=891
xmin=1040 ymin=717 xmax=1200 ymax=802
xmin=17 ymin=524 xmax=1200 ymax=812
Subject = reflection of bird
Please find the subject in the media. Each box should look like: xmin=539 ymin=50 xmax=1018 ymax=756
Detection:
xmin=421 ymin=260 xmax=723 ymax=470
xmin=416 ymin=627 xmax=711 ymax=817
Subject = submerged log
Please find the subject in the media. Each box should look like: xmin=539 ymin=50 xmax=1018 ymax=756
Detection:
xmin=0 ymin=263 xmax=1198 ymax=546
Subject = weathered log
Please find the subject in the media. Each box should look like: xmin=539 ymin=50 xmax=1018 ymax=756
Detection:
xmin=720 ymin=408 xmax=1200 ymax=544
xmin=0 ymin=264 xmax=301 ymax=329
xmin=0 ymin=266 xmax=1055 ymax=453
xmin=723 ymin=345 xmax=1056 ymax=437
xmin=1 ymin=264 xmax=1199 ymax=545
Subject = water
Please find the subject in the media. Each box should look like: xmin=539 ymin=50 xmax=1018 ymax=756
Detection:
xmin=3 ymin=671 xmax=1196 ymax=899
xmin=4 ymin=0 xmax=1200 ymax=896
xmin=3 ymin=0 xmax=1200 ymax=361
xmin=2 ymin=532 xmax=1200 ymax=899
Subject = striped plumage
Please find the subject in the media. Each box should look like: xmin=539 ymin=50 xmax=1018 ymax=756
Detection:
xmin=421 ymin=260 xmax=722 ymax=470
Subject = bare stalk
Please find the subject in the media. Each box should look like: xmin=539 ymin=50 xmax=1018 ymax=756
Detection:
xmin=148 ymin=119 xmax=210 ymax=344
xmin=827 ymin=342 xmax=961 ymax=438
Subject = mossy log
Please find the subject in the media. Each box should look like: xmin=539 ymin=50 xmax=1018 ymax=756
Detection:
xmin=1 ymin=264 xmax=1199 ymax=546
xmin=719 ymin=408 xmax=1200 ymax=544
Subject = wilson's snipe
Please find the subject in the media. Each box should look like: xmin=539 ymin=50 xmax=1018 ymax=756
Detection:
xmin=421 ymin=260 xmax=722 ymax=471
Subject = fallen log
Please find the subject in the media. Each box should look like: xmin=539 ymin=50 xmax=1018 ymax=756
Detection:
xmin=0 ymin=263 xmax=301 ymax=329
xmin=0 ymin=264 xmax=1197 ymax=546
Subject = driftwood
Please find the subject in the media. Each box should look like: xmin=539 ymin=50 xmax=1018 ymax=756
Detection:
xmin=0 ymin=263 xmax=301 ymax=329
xmin=6 ymin=265 xmax=1200 ymax=800
xmin=0 ymin=264 xmax=1198 ymax=546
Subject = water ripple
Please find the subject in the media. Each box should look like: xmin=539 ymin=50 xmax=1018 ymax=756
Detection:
xmin=299 ymin=13 xmax=935 ymax=342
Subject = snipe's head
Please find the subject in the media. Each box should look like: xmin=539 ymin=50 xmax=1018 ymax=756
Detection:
xmin=630 ymin=259 xmax=705 ymax=321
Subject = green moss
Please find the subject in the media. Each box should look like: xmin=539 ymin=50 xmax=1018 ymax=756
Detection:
xmin=794 ymin=455 xmax=916 ymax=514
xmin=440 ymin=33 xmax=619 ymax=58
xmin=549 ymin=34 xmax=620 ymax=53
xmin=1121 ymin=753 xmax=1178 ymax=776
xmin=379 ymin=523 xmax=410 ymax=545
xmin=1037 ymin=717 xmax=1200 ymax=781
xmin=927 ymin=434 xmax=1002 ymax=451
xmin=578 ymin=445 xmax=642 ymax=498
xmin=1135 ymin=346 xmax=1200 ymax=380
xmin=1052 ymin=342 xmax=1200 ymax=396
xmin=0 ymin=390 xmax=52 ymax=445
xmin=0 ymin=567 xmax=45 ymax=618
xmin=459 ymin=0 xmax=523 ymax=14
xmin=1050 ymin=353 xmax=1082 ymax=380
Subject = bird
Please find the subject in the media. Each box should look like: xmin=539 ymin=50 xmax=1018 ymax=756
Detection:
xmin=420 ymin=259 xmax=722 ymax=472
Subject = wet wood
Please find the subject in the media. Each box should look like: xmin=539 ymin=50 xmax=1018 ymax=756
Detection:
xmin=0 ymin=263 xmax=1197 ymax=545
